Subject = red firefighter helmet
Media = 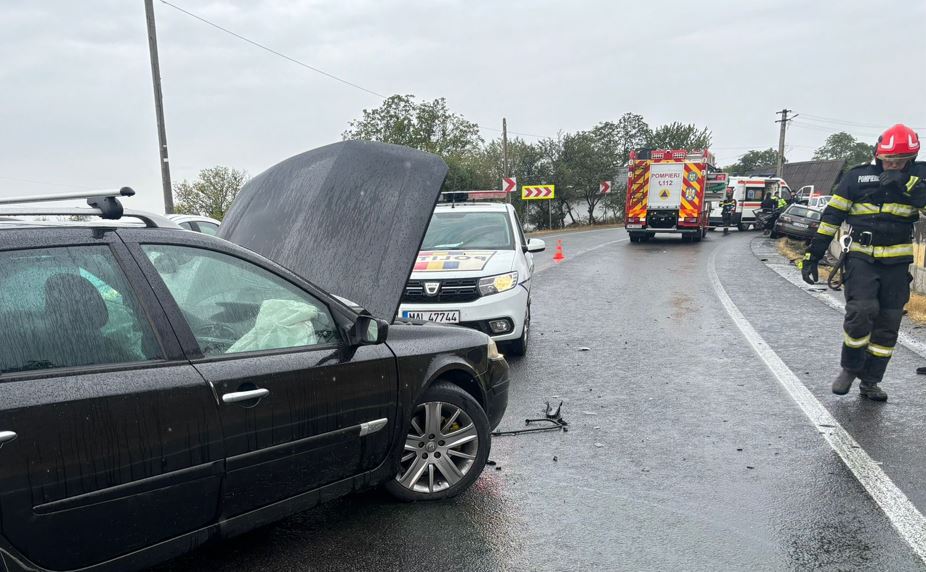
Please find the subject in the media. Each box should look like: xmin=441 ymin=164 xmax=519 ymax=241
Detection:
xmin=875 ymin=124 xmax=920 ymax=160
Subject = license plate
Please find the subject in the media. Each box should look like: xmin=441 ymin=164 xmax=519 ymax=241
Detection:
xmin=793 ymin=222 xmax=808 ymax=228
xmin=402 ymin=310 xmax=460 ymax=323
xmin=626 ymin=224 xmax=643 ymax=229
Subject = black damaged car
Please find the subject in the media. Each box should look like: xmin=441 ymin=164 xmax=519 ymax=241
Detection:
xmin=0 ymin=142 xmax=509 ymax=572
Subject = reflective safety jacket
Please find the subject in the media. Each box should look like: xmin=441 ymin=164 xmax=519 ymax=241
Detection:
xmin=719 ymin=198 xmax=736 ymax=213
xmin=807 ymin=162 xmax=926 ymax=264
xmin=777 ymin=197 xmax=788 ymax=209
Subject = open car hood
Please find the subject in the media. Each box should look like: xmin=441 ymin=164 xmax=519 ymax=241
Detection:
xmin=219 ymin=141 xmax=448 ymax=321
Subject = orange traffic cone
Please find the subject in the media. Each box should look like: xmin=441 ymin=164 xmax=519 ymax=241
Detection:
xmin=553 ymin=239 xmax=565 ymax=263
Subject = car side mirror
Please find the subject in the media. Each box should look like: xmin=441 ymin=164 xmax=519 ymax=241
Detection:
xmin=350 ymin=316 xmax=389 ymax=346
xmin=524 ymin=238 xmax=546 ymax=253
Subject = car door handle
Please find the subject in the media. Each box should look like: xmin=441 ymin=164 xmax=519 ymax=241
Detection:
xmin=0 ymin=431 xmax=17 ymax=446
xmin=222 ymin=388 xmax=270 ymax=404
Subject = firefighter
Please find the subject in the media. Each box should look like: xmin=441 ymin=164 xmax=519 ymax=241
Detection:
xmin=719 ymin=190 xmax=736 ymax=234
xmin=801 ymin=124 xmax=926 ymax=401
xmin=776 ymin=194 xmax=788 ymax=209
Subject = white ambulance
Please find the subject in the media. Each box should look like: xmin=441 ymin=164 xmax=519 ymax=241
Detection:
xmin=723 ymin=176 xmax=794 ymax=230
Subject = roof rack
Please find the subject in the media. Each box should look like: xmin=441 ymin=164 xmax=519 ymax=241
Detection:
xmin=0 ymin=187 xmax=177 ymax=228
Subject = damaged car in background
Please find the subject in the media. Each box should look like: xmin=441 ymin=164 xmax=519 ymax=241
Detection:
xmin=0 ymin=141 xmax=509 ymax=572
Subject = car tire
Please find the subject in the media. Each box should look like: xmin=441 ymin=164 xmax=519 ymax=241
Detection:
xmin=737 ymin=222 xmax=748 ymax=232
xmin=385 ymin=382 xmax=491 ymax=502
xmin=506 ymin=305 xmax=529 ymax=357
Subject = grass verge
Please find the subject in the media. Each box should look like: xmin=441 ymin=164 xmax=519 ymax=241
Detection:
xmin=774 ymin=237 xmax=926 ymax=324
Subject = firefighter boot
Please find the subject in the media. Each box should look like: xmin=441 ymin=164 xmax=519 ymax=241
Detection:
xmin=859 ymin=382 xmax=888 ymax=402
xmin=831 ymin=369 xmax=857 ymax=395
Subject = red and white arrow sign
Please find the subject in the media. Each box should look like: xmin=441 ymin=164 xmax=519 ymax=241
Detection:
xmin=521 ymin=185 xmax=555 ymax=200
xmin=600 ymin=181 xmax=611 ymax=194
xmin=502 ymin=177 xmax=517 ymax=193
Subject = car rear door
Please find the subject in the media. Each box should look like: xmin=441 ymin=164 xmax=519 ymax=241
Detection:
xmin=123 ymin=231 xmax=398 ymax=518
xmin=0 ymin=230 xmax=224 ymax=571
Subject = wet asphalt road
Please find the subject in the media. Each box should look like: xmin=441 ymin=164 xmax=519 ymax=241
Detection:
xmin=156 ymin=228 xmax=926 ymax=571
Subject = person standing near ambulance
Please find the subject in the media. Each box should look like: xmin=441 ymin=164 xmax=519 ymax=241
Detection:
xmin=801 ymin=124 xmax=926 ymax=401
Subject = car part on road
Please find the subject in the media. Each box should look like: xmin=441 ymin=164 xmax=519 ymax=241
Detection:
xmin=491 ymin=401 xmax=569 ymax=437
xmin=386 ymin=382 xmax=491 ymax=501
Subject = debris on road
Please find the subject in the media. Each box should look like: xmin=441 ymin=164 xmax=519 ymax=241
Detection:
xmin=492 ymin=401 xmax=569 ymax=437
xmin=578 ymin=347 xmax=591 ymax=351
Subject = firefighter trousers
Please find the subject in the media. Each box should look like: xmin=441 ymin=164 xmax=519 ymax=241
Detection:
xmin=841 ymin=257 xmax=911 ymax=384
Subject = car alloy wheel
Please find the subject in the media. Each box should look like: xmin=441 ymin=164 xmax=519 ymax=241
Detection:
xmin=386 ymin=382 xmax=490 ymax=501
xmin=398 ymin=401 xmax=478 ymax=493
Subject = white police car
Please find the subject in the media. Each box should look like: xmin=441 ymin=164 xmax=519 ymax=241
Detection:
xmin=398 ymin=201 xmax=545 ymax=355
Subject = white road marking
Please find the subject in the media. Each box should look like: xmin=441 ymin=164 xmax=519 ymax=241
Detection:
xmin=534 ymin=238 xmax=627 ymax=274
xmin=753 ymin=240 xmax=926 ymax=360
xmin=709 ymin=247 xmax=926 ymax=563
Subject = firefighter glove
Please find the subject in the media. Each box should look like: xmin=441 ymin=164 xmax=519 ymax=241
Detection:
xmin=800 ymin=253 xmax=819 ymax=285
xmin=879 ymin=169 xmax=910 ymax=190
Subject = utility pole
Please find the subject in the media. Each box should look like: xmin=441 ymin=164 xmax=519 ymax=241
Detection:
xmin=775 ymin=108 xmax=798 ymax=178
xmin=502 ymin=117 xmax=509 ymax=204
xmin=145 ymin=0 xmax=174 ymax=214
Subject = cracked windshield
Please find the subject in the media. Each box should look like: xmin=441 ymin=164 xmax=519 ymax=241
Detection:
xmin=1 ymin=1 xmax=925 ymax=571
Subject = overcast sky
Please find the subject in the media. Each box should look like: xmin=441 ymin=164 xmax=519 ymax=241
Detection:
xmin=1 ymin=0 xmax=924 ymax=213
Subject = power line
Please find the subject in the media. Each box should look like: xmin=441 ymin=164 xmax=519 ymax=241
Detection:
xmin=799 ymin=113 xmax=926 ymax=131
xmin=790 ymin=120 xmax=881 ymax=139
xmin=158 ymin=0 xmax=390 ymax=99
xmin=158 ymin=1 xmax=556 ymax=140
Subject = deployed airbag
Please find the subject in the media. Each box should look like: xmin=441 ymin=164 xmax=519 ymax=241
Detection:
xmin=226 ymin=299 xmax=320 ymax=354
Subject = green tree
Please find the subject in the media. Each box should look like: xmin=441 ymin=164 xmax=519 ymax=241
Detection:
xmin=813 ymin=132 xmax=874 ymax=167
xmin=173 ymin=166 xmax=249 ymax=220
xmin=723 ymin=148 xmax=781 ymax=175
xmin=343 ymin=94 xmax=484 ymax=192
xmin=342 ymin=94 xmax=483 ymax=156
xmin=591 ymin=113 xmax=651 ymax=164
xmin=646 ymin=121 xmax=712 ymax=150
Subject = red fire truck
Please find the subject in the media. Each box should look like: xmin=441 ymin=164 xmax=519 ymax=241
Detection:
xmin=624 ymin=149 xmax=715 ymax=243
